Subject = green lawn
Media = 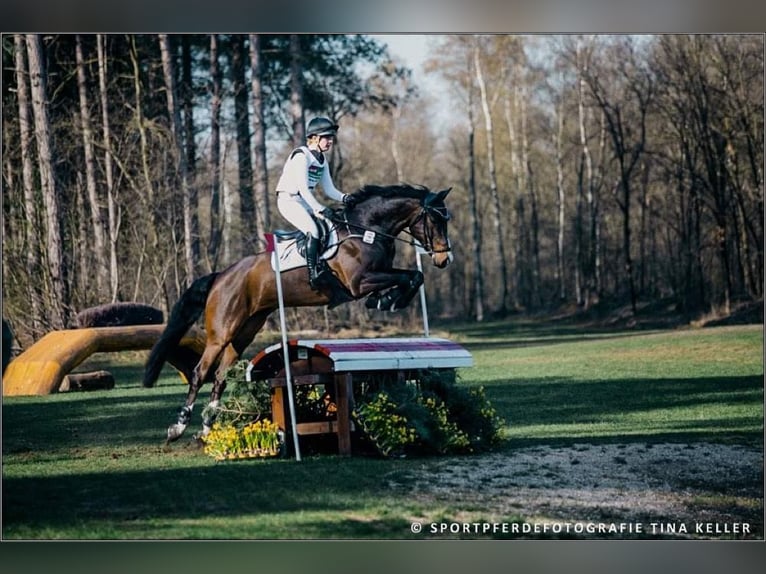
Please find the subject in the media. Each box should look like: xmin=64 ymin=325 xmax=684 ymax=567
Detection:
xmin=2 ymin=321 xmax=762 ymax=539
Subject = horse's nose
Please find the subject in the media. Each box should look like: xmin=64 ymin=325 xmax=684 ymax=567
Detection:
xmin=432 ymin=252 xmax=452 ymax=268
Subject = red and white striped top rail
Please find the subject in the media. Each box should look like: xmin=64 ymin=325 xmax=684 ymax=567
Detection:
xmin=246 ymin=337 xmax=472 ymax=379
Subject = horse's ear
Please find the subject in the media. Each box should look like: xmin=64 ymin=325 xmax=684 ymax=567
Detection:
xmin=437 ymin=187 xmax=452 ymax=200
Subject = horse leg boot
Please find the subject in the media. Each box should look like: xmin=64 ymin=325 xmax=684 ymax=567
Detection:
xmin=167 ymin=404 xmax=194 ymax=444
xmin=306 ymin=234 xmax=322 ymax=290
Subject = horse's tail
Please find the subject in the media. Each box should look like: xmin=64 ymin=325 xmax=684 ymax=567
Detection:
xmin=143 ymin=272 xmax=219 ymax=388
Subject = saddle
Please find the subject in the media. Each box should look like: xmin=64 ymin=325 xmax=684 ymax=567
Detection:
xmin=272 ymin=215 xmax=332 ymax=259
xmin=269 ymin=220 xmax=353 ymax=308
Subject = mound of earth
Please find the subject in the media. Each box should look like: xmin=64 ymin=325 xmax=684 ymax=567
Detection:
xmin=388 ymin=442 xmax=763 ymax=539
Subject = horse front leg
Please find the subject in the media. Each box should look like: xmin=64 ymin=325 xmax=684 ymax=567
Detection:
xmin=356 ymin=269 xmax=423 ymax=312
xmin=390 ymin=270 xmax=423 ymax=310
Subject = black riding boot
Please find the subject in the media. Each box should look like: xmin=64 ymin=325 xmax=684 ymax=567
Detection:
xmin=306 ymin=235 xmax=321 ymax=289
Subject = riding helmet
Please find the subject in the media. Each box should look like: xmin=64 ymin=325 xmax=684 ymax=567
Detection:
xmin=307 ymin=117 xmax=339 ymax=138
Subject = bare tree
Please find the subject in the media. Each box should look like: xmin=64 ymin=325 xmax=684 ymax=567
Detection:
xmin=75 ymin=35 xmax=108 ymax=299
xmin=249 ymin=34 xmax=270 ymax=239
xmin=96 ymin=34 xmax=121 ymax=302
xmin=26 ymin=34 xmax=69 ymax=328
xmin=13 ymin=34 xmax=42 ymax=332
xmin=231 ymin=35 xmax=255 ymax=253
xmin=574 ymin=36 xmax=604 ymax=308
xmin=159 ymin=34 xmax=197 ymax=282
xmin=506 ymin=59 xmax=527 ymax=309
xmin=582 ymin=37 xmax=654 ymax=315
xmin=553 ymin=79 xmax=567 ymax=302
xmin=207 ymin=34 xmax=223 ymax=268
xmin=474 ymin=37 xmax=509 ymax=314
xmin=180 ymin=36 xmax=201 ymax=268
xmin=289 ymin=35 xmax=305 ymax=146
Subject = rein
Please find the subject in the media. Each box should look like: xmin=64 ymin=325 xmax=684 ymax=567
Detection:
xmin=325 ymin=208 xmax=451 ymax=255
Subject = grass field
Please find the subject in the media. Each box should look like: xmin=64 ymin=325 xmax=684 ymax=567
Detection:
xmin=2 ymin=320 xmax=762 ymax=539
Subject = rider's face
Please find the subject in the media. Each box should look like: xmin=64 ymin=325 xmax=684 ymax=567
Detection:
xmin=318 ymin=135 xmax=335 ymax=151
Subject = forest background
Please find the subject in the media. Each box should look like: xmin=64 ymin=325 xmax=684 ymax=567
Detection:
xmin=2 ymin=34 xmax=763 ymax=347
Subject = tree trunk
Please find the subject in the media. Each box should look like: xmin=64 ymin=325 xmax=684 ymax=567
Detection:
xmin=75 ymin=35 xmax=108 ymax=299
xmin=14 ymin=34 xmax=43 ymax=333
xmin=249 ymin=34 xmax=270 ymax=241
xmin=208 ymin=34 xmax=223 ymax=268
xmin=223 ymin=177 xmax=236 ymax=265
xmin=128 ymin=35 xmax=163 ymax=303
xmin=505 ymin=79 xmax=524 ymax=310
xmin=527 ymin=159 xmax=542 ymax=308
xmin=231 ymin=36 xmax=255 ymax=254
xmin=554 ymin=91 xmax=566 ymax=302
xmin=519 ymin=79 xmax=533 ymax=308
xmin=159 ymin=34 xmax=197 ymax=282
xmin=96 ymin=34 xmax=121 ymax=302
xmin=129 ymin=37 xmax=156 ymax=206
xmin=26 ymin=34 xmax=69 ymax=329
xmin=594 ymin=112 xmax=607 ymax=297
xmin=181 ymin=36 xmax=197 ymax=175
xmin=391 ymin=105 xmax=404 ymax=182
xmin=576 ymin=40 xmax=599 ymax=307
xmin=289 ymin=35 xmax=305 ymax=146
xmin=180 ymin=35 xmax=200 ymax=268
xmin=467 ymin=69 xmax=484 ymax=322
xmin=473 ymin=40 xmax=508 ymax=314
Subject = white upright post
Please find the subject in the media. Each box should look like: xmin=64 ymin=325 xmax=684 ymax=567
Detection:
xmin=415 ymin=242 xmax=430 ymax=338
xmin=268 ymin=234 xmax=302 ymax=461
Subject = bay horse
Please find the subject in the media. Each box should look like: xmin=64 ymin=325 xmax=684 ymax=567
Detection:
xmin=143 ymin=183 xmax=453 ymax=442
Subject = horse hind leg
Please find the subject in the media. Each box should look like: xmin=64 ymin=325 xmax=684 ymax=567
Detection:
xmin=197 ymin=311 xmax=272 ymax=438
xmin=166 ymin=342 xmax=225 ymax=444
xmin=197 ymin=345 xmax=241 ymax=438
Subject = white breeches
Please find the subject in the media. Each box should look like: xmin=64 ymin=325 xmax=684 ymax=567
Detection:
xmin=277 ymin=194 xmax=319 ymax=238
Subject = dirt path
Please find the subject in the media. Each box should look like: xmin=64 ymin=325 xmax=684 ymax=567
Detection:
xmin=389 ymin=442 xmax=763 ymax=539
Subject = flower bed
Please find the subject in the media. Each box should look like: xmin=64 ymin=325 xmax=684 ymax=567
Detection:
xmin=202 ymin=419 xmax=281 ymax=461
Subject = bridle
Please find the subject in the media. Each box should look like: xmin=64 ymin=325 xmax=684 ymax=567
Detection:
xmin=409 ymin=204 xmax=452 ymax=255
xmin=325 ymin=199 xmax=452 ymax=256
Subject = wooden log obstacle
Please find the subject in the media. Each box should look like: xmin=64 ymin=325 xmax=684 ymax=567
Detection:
xmin=2 ymin=325 xmax=206 ymax=396
xmin=246 ymin=337 xmax=473 ymax=456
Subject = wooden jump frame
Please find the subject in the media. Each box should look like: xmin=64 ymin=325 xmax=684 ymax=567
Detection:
xmin=245 ymin=337 xmax=473 ymax=456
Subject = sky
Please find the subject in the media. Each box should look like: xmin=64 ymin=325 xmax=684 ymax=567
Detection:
xmin=372 ymin=34 xmax=433 ymax=74
xmin=369 ymin=34 xmax=452 ymax=130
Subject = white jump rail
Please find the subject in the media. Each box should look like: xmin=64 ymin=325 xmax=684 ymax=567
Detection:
xmin=246 ymin=337 xmax=472 ymax=380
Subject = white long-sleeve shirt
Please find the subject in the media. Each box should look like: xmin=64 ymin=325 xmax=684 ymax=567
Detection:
xmin=275 ymin=146 xmax=345 ymax=213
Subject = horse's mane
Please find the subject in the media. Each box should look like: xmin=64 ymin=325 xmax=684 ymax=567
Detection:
xmin=350 ymin=183 xmax=429 ymax=205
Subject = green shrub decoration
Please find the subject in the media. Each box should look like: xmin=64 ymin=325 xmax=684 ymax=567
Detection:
xmin=353 ymin=391 xmax=417 ymax=457
xmin=352 ymin=370 xmax=505 ymax=457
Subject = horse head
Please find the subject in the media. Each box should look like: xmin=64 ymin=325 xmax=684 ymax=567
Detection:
xmin=344 ymin=184 xmax=454 ymax=268
xmin=412 ymin=187 xmax=453 ymax=268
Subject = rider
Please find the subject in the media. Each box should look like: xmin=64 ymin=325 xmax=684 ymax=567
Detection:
xmin=275 ymin=116 xmax=351 ymax=289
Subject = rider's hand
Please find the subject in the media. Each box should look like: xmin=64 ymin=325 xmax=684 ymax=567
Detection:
xmin=314 ymin=208 xmax=327 ymax=221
